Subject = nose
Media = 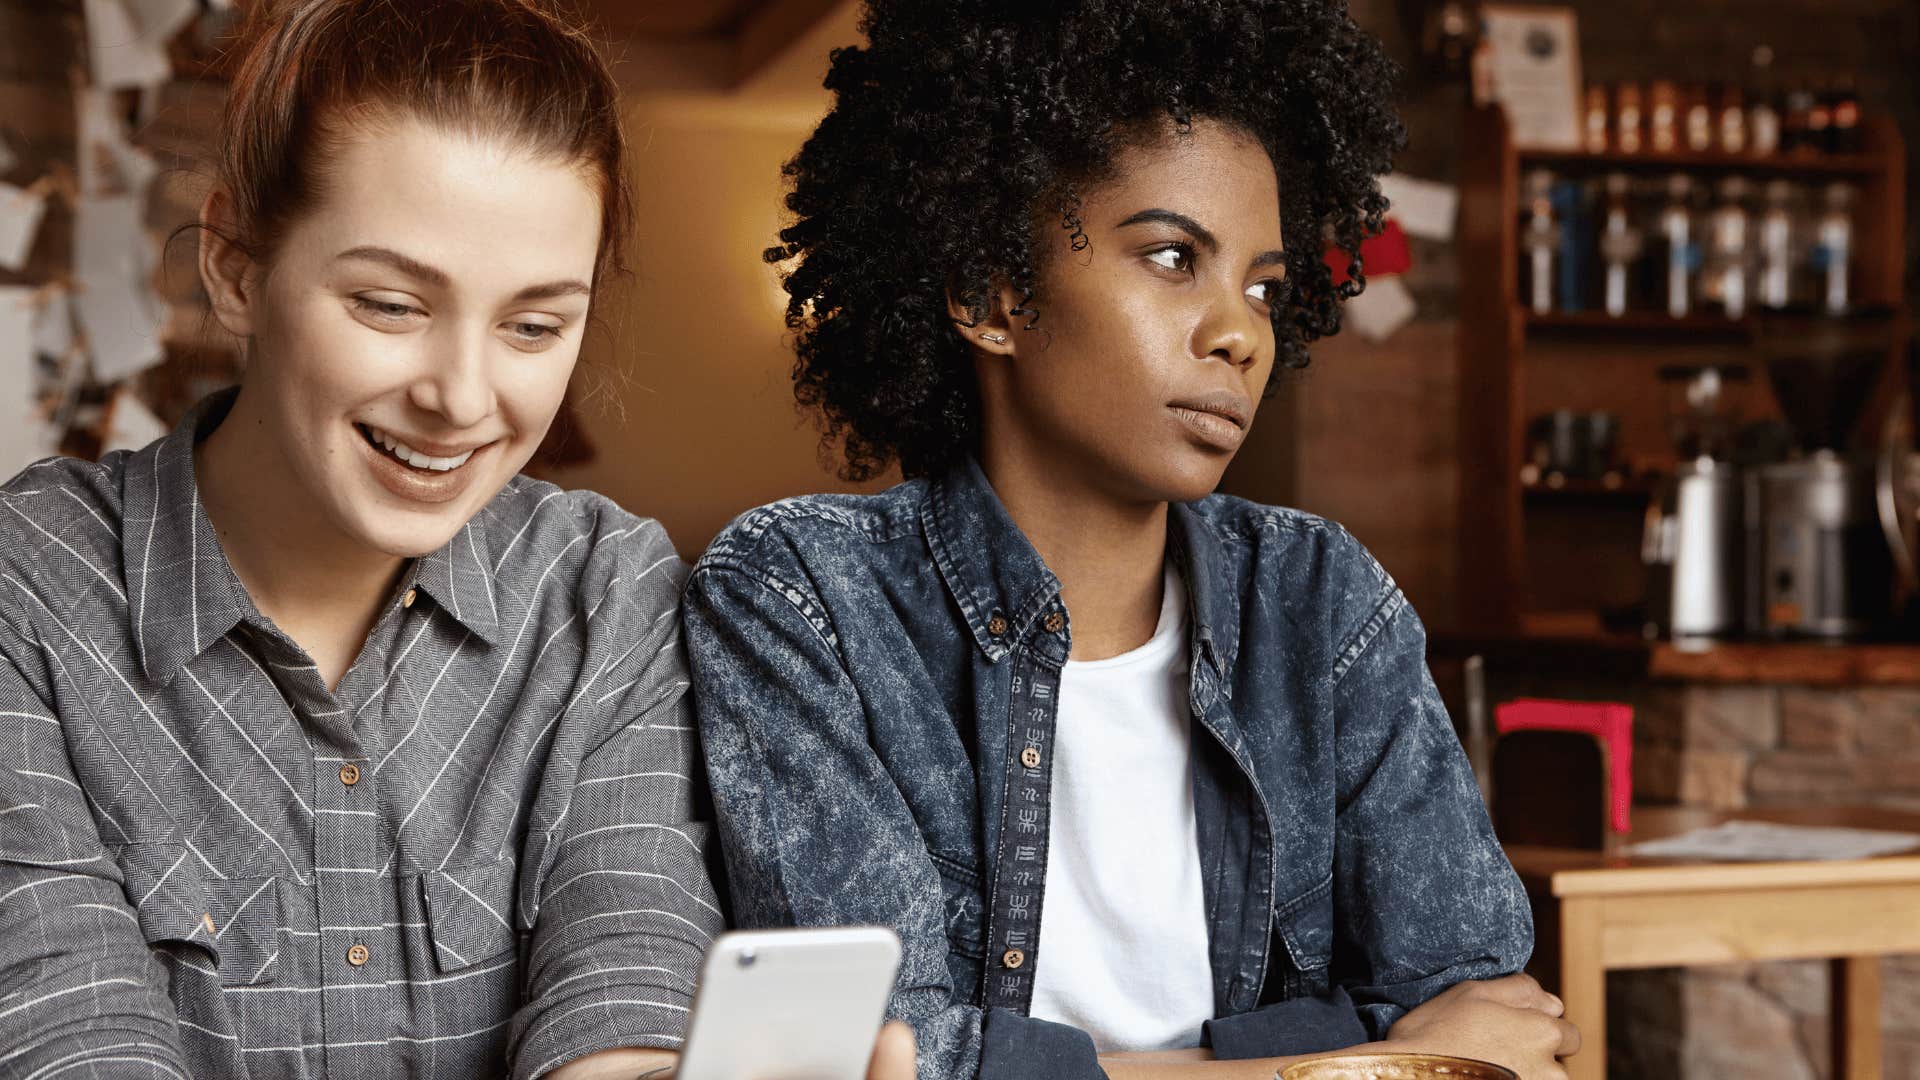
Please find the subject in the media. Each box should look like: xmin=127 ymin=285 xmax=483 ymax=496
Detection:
xmin=407 ymin=325 xmax=495 ymax=429
xmin=1193 ymin=283 xmax=1263 ymax=370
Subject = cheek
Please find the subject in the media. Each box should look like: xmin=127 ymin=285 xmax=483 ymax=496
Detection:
xmin=496 ymin=352 xmax=579 ymax=436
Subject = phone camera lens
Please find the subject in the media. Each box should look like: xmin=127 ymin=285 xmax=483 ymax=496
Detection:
xmin=737 ymin=948 xmax=757 ymax=968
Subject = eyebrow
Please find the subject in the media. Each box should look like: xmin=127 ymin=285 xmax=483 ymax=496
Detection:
xmin=334 ymin=245 xmax=591 ymax=302
xmin=1115 ymin=209 xmax=1287 ymax=271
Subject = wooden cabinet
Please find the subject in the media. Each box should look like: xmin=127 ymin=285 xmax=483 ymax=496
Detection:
xmin=1454 ymin=105 xmax=1910 ymax=631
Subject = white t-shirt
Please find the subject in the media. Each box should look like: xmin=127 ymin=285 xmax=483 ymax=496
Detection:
xmin=1028 ymin=568 xmax=1215 ymax=1053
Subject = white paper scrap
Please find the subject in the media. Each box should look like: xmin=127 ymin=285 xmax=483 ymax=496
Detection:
xmin=1379 ymin=175 xmax=1459 ymax=243
xmin=0 ymin=183 xmax=47 ymax=272
xmin=101 ymin=385 xmax=169 ymax=455
xmin=75 ymin=89 xmax=159 ymax=197
xmin=74 ymin=195 xmax=166 ymax=381
xmin=83 ymin=0 xmax=174 ymax=90
xmin=122 ymin=0 xmax=198 ymax=41
xmin=32 ymin=290 xmax=75 ymax=359
xmin=0 ymin=288 xmax=52 ymax=480
xmin=1344 ymin=273 xmax=1417 ymax=343
xmin=1628 ymin=820 xmax=1920 ymax=862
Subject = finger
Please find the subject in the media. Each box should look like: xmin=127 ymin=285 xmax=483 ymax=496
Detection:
xmin=1553 ymin=1016 xmax=1583 ymax=1059
xmin=1472 ymin=973 xmax=1553 ymax=1012
xmin=867 ymin=1020 xmax=917 ymax=1080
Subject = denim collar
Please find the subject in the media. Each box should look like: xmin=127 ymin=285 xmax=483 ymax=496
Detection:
xmin=923 ymin=457 xmax=1234 ymax=683
xmin=124 ymin=389 xmax=502 ymax=683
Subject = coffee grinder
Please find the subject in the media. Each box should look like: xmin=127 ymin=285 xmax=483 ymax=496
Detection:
xmin=1745 ymin=310 xmax=1904 ymax=638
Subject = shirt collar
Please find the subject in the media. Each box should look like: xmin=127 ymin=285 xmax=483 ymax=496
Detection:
xmin=923 ymin=457 xmax=1063 ymax=662
xmin=923 ymin=457 xmax=1233 ymax=680
xmin=124 ymin=389 xmax=503 ymax=684
xmin=123 ymin=389 xmax=260 ymax=684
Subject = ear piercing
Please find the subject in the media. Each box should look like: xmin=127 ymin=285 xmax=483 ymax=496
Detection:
xmin=981 ymin=333 xmax=1007 ymax=344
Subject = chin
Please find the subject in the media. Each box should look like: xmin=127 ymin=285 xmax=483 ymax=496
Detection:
xmin=347 ymin=504 xmax=474 ymax=560
xmin=1130 ymin=453 xmax=1233 ymax=505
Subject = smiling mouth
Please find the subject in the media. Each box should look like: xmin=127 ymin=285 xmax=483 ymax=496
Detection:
xmin=356 ymin=424 xmax=479 ymax=473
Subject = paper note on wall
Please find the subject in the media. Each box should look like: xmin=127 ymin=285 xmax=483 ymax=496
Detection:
xmin=122 ymin=0 xmax=198 ymax=40
xmin=75 ymin=89 xmax=159 ymax=197
xmin=1345 ymin=274 xmax=1417 ymax=343
xmin=102 ymin=385 xmax=169 ymax=455
xmin=1378 ymin=175 xmax=1459 ymax=244
xmin=83 ymin=0 xmax=174 ymax=89
xmin=75 ymin=194 xmax=166 ymax=381
xmin=32 ymin=290 xmax=75 ymax=360
xmin=0 ymin=288 xmax=52 ymax=480
xmin=0 ymin=183 xmax=48 ymax=272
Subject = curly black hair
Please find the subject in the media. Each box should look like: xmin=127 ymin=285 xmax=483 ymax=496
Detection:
xmin=767 ymin=0 xmax=1406 ymax=481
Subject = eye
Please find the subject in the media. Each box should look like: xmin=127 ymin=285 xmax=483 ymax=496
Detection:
xmin=351 ymin=296 xmax=422 ymax=322
xmin=1145 ymin=244 xmax=1195 ymax=274
xmin=1245 ymin=279 xmax=1287 ymax=306
xmin=502 ymin=319 xmax=565 ymax=352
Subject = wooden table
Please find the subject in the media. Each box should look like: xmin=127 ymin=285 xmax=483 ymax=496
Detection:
xmin=1507 ymin=805 xmax=1920 ymax=1080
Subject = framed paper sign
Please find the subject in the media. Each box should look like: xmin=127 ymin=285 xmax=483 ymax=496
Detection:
xmin=1478 ymin=4 xmax=1583 ymax=151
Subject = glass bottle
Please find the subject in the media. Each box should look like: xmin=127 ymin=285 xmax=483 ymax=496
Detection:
xmin=1658 ymin=174 xmax=1699 ymax=318
xmin=1813 ymin=182 xmax=1854 ymax=314
xmin=1520 ymin=169 xmax=1559 ymax=315
xmin=1702 ymin=176 xmax=1753 ymax=319
xmin=1756 ymin=179 xmax=1796 ymax=310
xmin=1598 ymin=173 xmax=1644 ymax=317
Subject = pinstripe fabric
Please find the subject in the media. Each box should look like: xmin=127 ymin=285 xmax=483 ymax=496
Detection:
xmin=0 ymin=391 xmax=723 ymax=1079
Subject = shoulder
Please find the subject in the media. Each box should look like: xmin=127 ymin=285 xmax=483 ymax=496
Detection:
xmin=1186 ymin=493 xmax=1406 ymax=660
xmin=477 ymin=475 xmax=686 ymax=610
xmin=0 ymin=453 xmax=133 ymax=635
xmin=693 ymin=478 xmax=931 ymax=579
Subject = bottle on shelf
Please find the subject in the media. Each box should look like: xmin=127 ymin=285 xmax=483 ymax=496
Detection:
xmin=1702 ymin=176 xmax=1753 ymax=319
xmin=1657 ymin=174 xmax=1700 ymax=318
xmin=1813 ymin=181 xmax=1854 ymax=314
xmin=1747 ymin=46 xmax=1781 ymax=156
xmin=1520 ymin=169 xmax=1560 ymax=315
xmin=1648 ymin=80 xmax=1678 ymax=155
xmin=1805 ymin=78 xmax=1833 ymax=153
xmin=1782 ymin=82 xmax=1815 ymax=153
xmin=1756 ymin=179 xmax=1797 ymax=311
xmin=1829 ymin=75 xmax=1861 ymax=154
xmin=1598 ymin=173 xmax=1644 ymax=318
xmin=1615 ymin=82 xmax=1645 ymax=155
xmin=1584 ymin=85 xmax=1610 ymax=154
xmin=1684 ymin=83 xmax=1715 ymax=152
xmin=1716 ymin=83 xmax=1747 ymax=155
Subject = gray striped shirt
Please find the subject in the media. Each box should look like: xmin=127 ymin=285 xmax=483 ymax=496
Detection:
xmin=0 ymin=390 xmax=723 ymax=1079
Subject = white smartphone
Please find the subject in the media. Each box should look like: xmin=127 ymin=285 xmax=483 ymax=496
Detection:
xmin=674 ymin=926 xmax=903 ymax=1080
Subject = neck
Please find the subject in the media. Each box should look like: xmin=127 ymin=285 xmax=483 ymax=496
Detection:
xmin=196 ymin=392 xmax=405 ymax=683
xmin=978 ymin=439 xmax=1167 ymax=662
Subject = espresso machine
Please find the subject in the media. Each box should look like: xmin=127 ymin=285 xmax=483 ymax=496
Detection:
xmin=1744 ymin=311 xmax=1906 ymax=639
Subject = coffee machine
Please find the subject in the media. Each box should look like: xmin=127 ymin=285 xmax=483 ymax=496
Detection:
xmin=1744 ymin=311 xmax=1905 ymax=639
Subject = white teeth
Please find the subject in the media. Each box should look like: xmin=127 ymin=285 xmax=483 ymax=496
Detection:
xmin=364 ymin=426 xmax=475 ymax=472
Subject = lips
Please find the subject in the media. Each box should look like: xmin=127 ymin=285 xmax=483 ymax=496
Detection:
xmin=1167 ymin=390 xmax=1254 ymax=452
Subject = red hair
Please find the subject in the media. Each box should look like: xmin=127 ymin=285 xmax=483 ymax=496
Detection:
xmin=215 ymin=0 xmax=630 ymax=292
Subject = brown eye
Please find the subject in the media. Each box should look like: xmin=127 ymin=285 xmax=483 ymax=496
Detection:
xmin=1145 ymin=244 xmax=1195 ymax=273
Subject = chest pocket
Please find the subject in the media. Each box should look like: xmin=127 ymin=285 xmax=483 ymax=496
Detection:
xmin=1267 ymin=873 xmax=1334 ymax=1002
xmin=114 ymin=843 xmax=282 ymax=987
xmin=420 ymin=857 xmax=522 ymax=973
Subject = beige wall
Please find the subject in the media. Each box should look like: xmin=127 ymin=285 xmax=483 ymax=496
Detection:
xmin=548 ymin=79 xmax=889 ymax=558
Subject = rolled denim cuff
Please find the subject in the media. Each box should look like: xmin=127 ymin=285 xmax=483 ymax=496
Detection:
xmin=979 ymin=1008 xmax=1106 ymax=1080
xmin=1202 ymin=986 xmax=1372 ymax=1059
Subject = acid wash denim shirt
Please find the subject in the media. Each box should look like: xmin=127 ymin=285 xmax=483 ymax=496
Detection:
xmin=682 ymin=458 xmax=1531 ymax=1080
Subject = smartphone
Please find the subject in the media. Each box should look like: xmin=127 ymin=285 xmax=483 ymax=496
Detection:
xmin=674 ymin=926 xmax=903 ymax=1080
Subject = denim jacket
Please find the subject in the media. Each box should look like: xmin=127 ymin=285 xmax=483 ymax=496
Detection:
xmin=682 ymin=459 xmax=1530 ymax=1080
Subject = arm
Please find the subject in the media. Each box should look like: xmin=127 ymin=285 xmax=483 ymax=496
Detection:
xmin=0 ymin=614 xmax=189 ymax=1076
xmin=683 ymin=562 xmax=1104 ymax=1080
xmin=508 ymin=538 xmax=727 ymax=1080
xmin=1326 ymin=591 xmax=1535 ymax=1034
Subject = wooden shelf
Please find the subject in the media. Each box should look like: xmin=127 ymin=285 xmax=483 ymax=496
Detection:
xmin=1517 ymin=146 xmax=1886 ymax=177
xmin=1524 ymin=310 xmax=1754 ymax=339
xmin=1523 ymin=475 xmax=1659 ymax=502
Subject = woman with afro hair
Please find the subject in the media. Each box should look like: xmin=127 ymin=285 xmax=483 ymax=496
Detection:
xmin=684 ymin=1 xmax=1579 ymax=1077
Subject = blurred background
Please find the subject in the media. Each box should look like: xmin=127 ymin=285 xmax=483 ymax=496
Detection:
xmin=5 ymin=1 xmax=1920 ymax=1077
